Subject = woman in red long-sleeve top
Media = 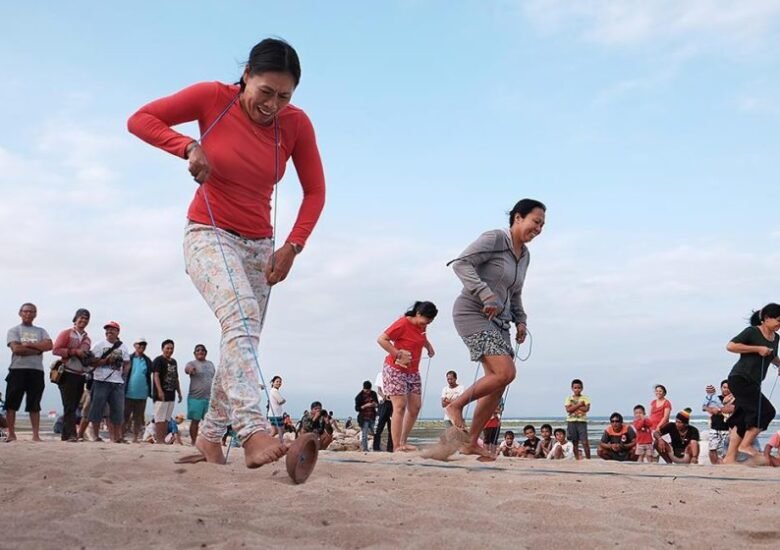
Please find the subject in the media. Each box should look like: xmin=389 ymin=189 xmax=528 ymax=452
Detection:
xmin=128 ymin=38 xmax=325 ymax=468
xmin=52 ymin=308 xmax=92 ymax=442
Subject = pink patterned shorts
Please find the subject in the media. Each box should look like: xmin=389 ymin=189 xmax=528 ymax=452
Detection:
xmin=382 ymin=362 xmax=422 ymax=397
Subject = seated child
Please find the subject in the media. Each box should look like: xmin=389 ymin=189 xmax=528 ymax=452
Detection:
xmin=519 ymin=424 xmax=541 ymax=458
xmin=497 ymin=430 xmax=521 ymax=457
xmin=164 ymin=414 xmax=185 ymax=445
xmin=539 ymin=423 xmax=554 ymax=458
xmin=548 ymin=428 xmax=575 ymax=460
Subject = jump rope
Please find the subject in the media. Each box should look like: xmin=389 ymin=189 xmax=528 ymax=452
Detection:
xmin=192 ymin=93 xmax=281 ymax=458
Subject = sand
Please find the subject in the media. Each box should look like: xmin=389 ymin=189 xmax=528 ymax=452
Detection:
xmin=1 ymin=436 xmax=779 ymax=550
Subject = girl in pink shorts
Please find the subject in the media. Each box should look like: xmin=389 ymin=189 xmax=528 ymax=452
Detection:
xmin=377 ymin=302 xmax=437 ymax=452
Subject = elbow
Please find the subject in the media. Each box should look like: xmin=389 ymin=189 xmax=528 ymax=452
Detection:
xmin=726 ymin=342 xmax=737 ymax=353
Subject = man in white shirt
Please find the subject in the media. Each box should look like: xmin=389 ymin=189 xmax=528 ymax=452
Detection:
xmin=441 ymin=370 xmax=464 ymax=427
xmin=372 ymin=371 xmax=393 ymax=452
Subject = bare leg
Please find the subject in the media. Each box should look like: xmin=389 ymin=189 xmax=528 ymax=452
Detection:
xmin=582 ymin=439 xmax=591 ymax=459
xmin=5 ymin=410 xmax=17 ymax=442
xmin=389 ymin=395 xmax=408 ymax=453
xmin=708 ymin=450 xmax=720 ymax=465
xmin=155 ymin=421 xmax=167 ymax=444
xmin=445 ymin=354 xmax=515 ymax=431
xmin=688 ymin=441 xmax=699 ymax=464
xmin=77 ymin=417 xmax=88 ymax=440
xmin=399 ymin=393 xmax=421 ymax=450
xmin=30 ymin=412 xmax=41 ymax=442
xmin=655 ymin=439 xmax=673 ymax=463
xmin=460 ymin=389 xmax=503 ymax=459
xmin=190 ymin=420 xmax=200 ymax=446
xmin=737 ymin=427 xmax=761 ymax=456
xmin=90 ymin=421 xmax=103 ymax=441
xmin=722 ymin=427 xmax=742 ymax=464
xmin=242 ymin=431 xmax=287 ymax=468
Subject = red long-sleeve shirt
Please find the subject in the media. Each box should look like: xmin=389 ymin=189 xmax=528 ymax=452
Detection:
xmin=127 ymin=81 xmax=325 ymax=244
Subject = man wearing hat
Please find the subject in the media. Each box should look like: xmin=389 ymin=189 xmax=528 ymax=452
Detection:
xmin=89 ymin=321 xmax=130 ymax=443
xmin=124 ymin=336 xmax=153 ymax=443
xmin=654 ymin=408 xmax=701 ymax=464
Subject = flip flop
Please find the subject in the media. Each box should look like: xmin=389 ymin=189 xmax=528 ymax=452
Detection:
xmin=286 ymin=433 xmax=319 ymax=484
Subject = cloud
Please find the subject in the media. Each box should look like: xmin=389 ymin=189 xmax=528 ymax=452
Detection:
xmin=521 ymin=0 xmax=780 ymax=53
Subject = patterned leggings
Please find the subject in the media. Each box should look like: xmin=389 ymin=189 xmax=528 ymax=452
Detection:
xmin=183 ymin=223 xmax=272 ymax=443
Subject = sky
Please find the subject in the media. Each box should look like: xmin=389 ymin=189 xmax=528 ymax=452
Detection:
xmin=2 ymin=1 xmax=780 ymax=421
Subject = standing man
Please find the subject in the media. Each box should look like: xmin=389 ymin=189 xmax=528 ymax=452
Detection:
xmin=372 ymin=370 xmax=393 ymax=452
xmin=354 ymin=381 xmax=378 ymax=452
xmin=702 ymin=381 xmax=734 ymax=464
xmin=4 ymin=303 xmax=52 ymax=442
xmin=124 ymin=337 xmax=152 ymax=443
xmin=152 ymin=339 xmax=182 ymax=444
xmin=89 ymin=321 xmax=131 ymax=443
xmin=185 ymin=344 xmax=215 ymax=445
xmin=441 ymin=370 xmax=464 ymax=427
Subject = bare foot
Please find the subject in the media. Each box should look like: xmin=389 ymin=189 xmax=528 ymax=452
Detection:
xmin=460 ymin=443 xmax=494 ymax=460
xmin=5 ymin=435 xmax=16 ymax=443
xmin=32 ymin=436 xmax=42 ymax=442
xmin=737 ymin=446 xmax=757 ymax=457
xmin=397 ymin=444 xmax=417 ymax=452
xmin=445 ymin=404 xmax=465 ymax=429
xmin=194 ymin=436 xmax=226 ymax=464
xmin=476 ymin=454 xmax=497 ymax=462
xmin=243 ymin=432 xmax=287 ymax=469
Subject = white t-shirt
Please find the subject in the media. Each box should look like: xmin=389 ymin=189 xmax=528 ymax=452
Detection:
xmin=374 ymin=372 xmax=385 ymax=404
xmin=548 ymin=441 xmax=575 ymax=460
xmin=269 ymin=387 xmax=285 ymax=417
xmin=91 ymin=340 xmax=131 ymax=384
xmin=498 ymin=440 xmax=521 ymax=453
xmin=441 ymin=384 xmax=465 ymax=420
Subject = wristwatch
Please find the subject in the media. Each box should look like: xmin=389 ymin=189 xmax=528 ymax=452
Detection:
xmin=289 ymin=242 xmax=303 ymax=254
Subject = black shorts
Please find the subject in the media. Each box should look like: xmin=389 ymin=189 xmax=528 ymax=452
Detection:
xmin=4 ymin=369 xmax=45 ymax=412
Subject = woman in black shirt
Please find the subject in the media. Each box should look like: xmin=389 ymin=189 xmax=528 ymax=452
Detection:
xmin=723 ymin=303 xmax=780 ymax=463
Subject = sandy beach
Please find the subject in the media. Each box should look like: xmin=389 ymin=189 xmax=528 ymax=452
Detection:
xmin=2 ymin=434 xmax=779 ymax=550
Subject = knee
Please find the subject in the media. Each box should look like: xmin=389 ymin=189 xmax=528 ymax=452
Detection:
xmin=219 ymin=298 xmax=260 ymax=334
xmin=499 ymin=366 xmax=517 ymax=386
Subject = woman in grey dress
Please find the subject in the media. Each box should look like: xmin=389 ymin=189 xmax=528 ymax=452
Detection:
xmin=445 ymin=199 xmax=546 ymax=459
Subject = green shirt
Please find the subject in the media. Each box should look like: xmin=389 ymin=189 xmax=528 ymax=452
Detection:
xmin=564 ymin=394 xmax=590 ymax=422
xmin=729 ymin=326 xmax=778 ymax=384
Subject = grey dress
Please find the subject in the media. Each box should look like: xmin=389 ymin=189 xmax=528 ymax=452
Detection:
xmin=450 ymin=229 xmax=529 ymax=358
